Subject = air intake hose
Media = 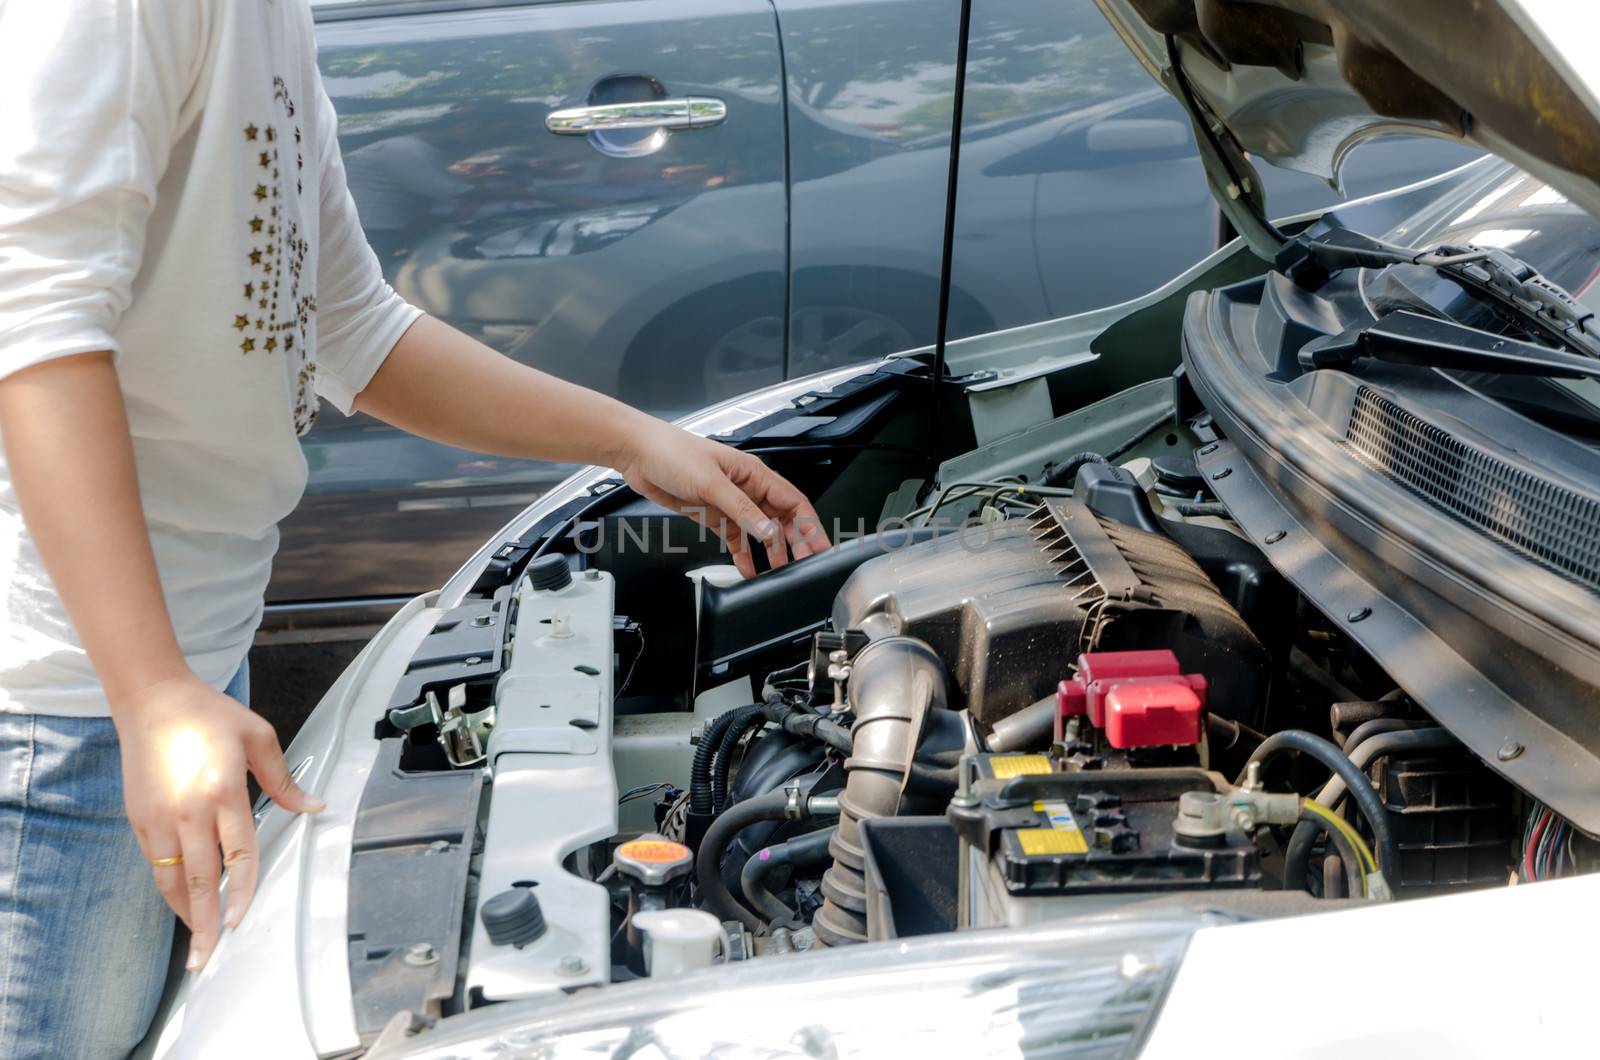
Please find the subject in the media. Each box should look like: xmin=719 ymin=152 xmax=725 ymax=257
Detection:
xmin=814 ymin=635 xmax=952 ymax=947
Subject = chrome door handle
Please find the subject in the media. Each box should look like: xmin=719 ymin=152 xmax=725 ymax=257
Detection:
xmin=545 ymin=97 xmax=727 ymax=135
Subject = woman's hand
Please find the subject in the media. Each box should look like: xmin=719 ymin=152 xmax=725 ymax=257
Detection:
xmin=115 ymin=673 xmax=323 ymax=971
xmin=612 ymin=418 xmax=832 ymax=578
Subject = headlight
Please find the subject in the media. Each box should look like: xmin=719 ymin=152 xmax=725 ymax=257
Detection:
xmin=372 ymin=913 xmax=1203 ymax=1059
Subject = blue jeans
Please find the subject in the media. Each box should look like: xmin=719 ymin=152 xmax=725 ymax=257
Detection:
xmin=0 ymin=662 xmax=250 ymax=1059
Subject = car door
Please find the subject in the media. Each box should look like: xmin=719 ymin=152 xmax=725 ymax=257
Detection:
xmin=275 ymin=0 xmax=789 ymax=610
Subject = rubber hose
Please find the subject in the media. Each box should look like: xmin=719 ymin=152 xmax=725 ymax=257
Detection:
xmin=1240 ymin=729 xmax=1399 ymax=876
xmin=711 ymin=704 xmax=767 ymax=813
xmin=691 ymin=705 xmax=755 ymax=816
xmin=1042 ymin=451 xmax=1108 ymax=489
xmin=1338 ymin=716 xmax=1432 ymax=753
xmin=696 ymin=790 xmax=792 ymax=929
xmin=1298 ymin=806 xmax=1365 ymax=898
xmin=1207 ymin=714 xmax=1267 ymax=753
xmin=1282 ymin=728 xmax=1457 ymax=882
xmin=764 ymin=701 xmax=854 ymax=755
xmin=739 ymin=827 xmax=837 ymax=924
xmin=1319 ymin=728 xmax=1457 ymax=809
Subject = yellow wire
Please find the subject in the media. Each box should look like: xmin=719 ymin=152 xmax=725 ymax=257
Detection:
xmin=1300 ymin=799 xmax=1379 ymax=895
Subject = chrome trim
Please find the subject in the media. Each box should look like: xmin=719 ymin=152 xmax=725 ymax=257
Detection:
xmin=545 ymin=97 xmax=727 ymax=135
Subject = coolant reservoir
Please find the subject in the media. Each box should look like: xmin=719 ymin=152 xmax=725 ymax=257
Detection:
xmin=633 ymin=909 xmax=726 ymax=976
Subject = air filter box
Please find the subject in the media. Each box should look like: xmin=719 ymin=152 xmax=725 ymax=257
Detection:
xmin=832 ymin=501 xmax=1266 ymax=725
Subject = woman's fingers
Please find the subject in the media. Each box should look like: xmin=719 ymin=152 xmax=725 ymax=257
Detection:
xmin=244 ymin=721 xmax=324 ymax=815
xmin=216 ymin=790 xmax=259 ymax=930
xmin=177 ymin=807 xmax=223 ymax=971
xmin=141 ymin=828 xmax=192 ymax=929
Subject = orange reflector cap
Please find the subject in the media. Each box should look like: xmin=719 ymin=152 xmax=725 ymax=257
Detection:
xmin=617 ymin=839 xmax=691 ymax=864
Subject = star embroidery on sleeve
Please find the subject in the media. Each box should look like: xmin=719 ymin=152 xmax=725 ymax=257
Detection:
xmin=265 ymin=337 xmax=278 ymax=352
xmin=284 ymin=335 xmax=295 ymax=352
xmin=244 ymin=124 xmax=259 ymax=141
xmin=266 ymin=126 xmax=276 ymax=143
xmin=254 ymin=184 xmax=268 ymax=202
xmin=258 ymin=151 xmax=271 ymax=169
xmin=248 ymin=248 xmax=262 ymax=266
xmin=240 ymin=337 xmax=255 ymax=353
xmin=258 ymin=298 xmax=267 ymax=310
xmin=255 ymin=317 xmax=265 ymax=330
xmin=233 ymin=314 xmax=249 ymax=331
xmin=243 ymin=282 xmax=254 ymax=299
xmin=248 ymin=217 xmax=263 ymax=234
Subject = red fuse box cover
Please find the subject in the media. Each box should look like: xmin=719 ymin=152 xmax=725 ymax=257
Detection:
xmin=1056 ymin=649 xmax=1207 ymax=748
xmin=1102 ymin=676 xmax=1206 ymax=749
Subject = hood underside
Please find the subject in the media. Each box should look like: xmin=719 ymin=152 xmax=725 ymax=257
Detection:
xmin=1094 ymin=0 xmax=1600 ymax=236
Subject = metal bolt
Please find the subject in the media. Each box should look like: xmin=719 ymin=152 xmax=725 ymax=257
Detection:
xmin=1211 ymin=468 xmax=1232 ymax=481
xmin=403 ymin=943 xmax=438 ymax=967
xmin=1265 ymin=530 xmax=1286 ymax=544
xmin=1346 ymin=606 xmax=1372 ymax=623
xmin=471 ymin=614 xmax=495 ymax=627
xmin=557 ymin=955 xmax=588 ymax=977
xmin=1497 ymin=739 xmax=1524 ymax=762
xmin=465 ymin=655 xmax=485 ymax=666
xmin=1198 ymin=443 xmax=1219 ymax=456
xmin=584 ymin=568 xmax=601 ymax=581
xmin=428 ymin=840 xmax=450 ymax=855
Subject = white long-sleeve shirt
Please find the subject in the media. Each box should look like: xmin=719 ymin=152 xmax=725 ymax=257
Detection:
xmin=0 ymin=0 xmax=421 ymax=715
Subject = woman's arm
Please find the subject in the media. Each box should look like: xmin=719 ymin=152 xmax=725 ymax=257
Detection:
xmin=0 ymin=352 xmax=320 ymax=972
xmin=357 ymin=315 xmax=832 ymax=576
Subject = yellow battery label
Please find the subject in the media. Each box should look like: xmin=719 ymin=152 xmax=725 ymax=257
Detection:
xmin=1017 ymin=827 xmax=1088 ymax=855
xmin=1016 ymin=799 xmax=1089 ymax=855
xmin=988 ymin=754 xmax=1052 ymax=778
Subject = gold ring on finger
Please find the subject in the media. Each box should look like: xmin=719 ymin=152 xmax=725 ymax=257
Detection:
xmin=150 ymin=854 xmax=184 ymax=868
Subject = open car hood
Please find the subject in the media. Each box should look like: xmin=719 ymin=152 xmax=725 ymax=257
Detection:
xmin=1093 ymin=1 xmax=1600 ymax=249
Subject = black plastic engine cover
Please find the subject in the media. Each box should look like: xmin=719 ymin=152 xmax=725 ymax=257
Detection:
xmin=832 ymin=501 xmax=1267 ymax=725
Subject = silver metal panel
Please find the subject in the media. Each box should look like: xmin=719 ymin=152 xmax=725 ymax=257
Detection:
xmin=466 ymin=570 xmax=617 ymax=1001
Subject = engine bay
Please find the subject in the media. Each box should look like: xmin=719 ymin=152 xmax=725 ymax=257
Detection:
xmin=350 ymin=326 xmax=1596 ymax=1041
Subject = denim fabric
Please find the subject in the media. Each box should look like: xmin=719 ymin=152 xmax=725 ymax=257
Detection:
xmin=0 ymin=661 xmax=250 ymax=1059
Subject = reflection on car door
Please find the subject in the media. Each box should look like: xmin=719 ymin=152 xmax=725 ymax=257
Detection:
xmin=276 ymin=0 xmax=789 ymax=608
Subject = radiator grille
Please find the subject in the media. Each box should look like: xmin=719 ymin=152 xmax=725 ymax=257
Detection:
xmin=1343 ymin=387 xmax=1600 ymax=592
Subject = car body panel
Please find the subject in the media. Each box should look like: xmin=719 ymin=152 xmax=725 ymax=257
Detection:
xmin=1092 ymin=0 xmax=1600 ymax=223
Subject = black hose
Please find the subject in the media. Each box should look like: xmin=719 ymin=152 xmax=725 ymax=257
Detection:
xmin=740 ymin=827 xmax=837 ymax=925
xmin=1206 ymin=714 xmax=1267 ymax=753
xmin=697 ymin=791 xmax=811 ymax=932
xmin=691 ymin=705 xmax=756 ymax=816
xmin=711 ymin=705 xmax=767 ymax=813
xmin=1320 ymin=728 xmax=1457 ymax=809
xmin=1041 ymin=451 xmax=1108 ymax=489
xmin=1338 ymin=716 xmax=1432 ymax=753
xmin=1240 ymin=730 xmax=1399 ymax=876
xmin=1296 ymin=805 xmax=1365 ymax=898
xmin=763 ymin=701 xmax=853 ymax=755
xmin=1281 ymin=727 xmax=1458 ymax=882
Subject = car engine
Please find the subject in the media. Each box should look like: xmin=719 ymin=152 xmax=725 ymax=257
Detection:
xmin=352 ymin=370 xmax=1587 ymax=1040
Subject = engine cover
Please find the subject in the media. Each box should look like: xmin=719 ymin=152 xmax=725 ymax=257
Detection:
xmin=832 ymin=501 xmax=1267 ymax=725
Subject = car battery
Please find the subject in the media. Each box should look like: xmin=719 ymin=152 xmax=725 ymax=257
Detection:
xmin=947 ymin=754 xmax=1260 ymax=929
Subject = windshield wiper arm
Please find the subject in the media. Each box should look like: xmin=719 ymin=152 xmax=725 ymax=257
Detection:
xmin=1282 ymin=226 xmax=1600 ymax=360
xmin=1300 ymin=309 xmax=1600 ymax=383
